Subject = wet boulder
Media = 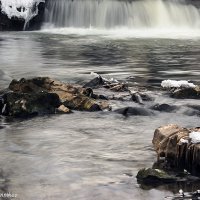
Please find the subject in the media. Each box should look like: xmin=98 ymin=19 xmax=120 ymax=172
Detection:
xmin=136 ymin=168 xmax=177 ymax=184
xmin=131 ymin=92 xmax=143 ymax=104
xmin=131 ymin=92 xmax=153 ymax=104
xmin=114 ymin=107 xmax=154 ymax=116
xmin=2 ymin=92 xmax=61 ymax=117
xmin=9 ymin=77 xmax=102 ymax=111
xmin=84 ymin=75 xmax=128 ymax=92
xmin=152 ymin=124 xmax=188 ymax=162
xmin=171 ymin=86 xmax=200 ymax=99
xmin=83 ymin=76 xmax=105 ymax=88
xmin=151 ymin=103 xmax=177 ymax=112
xmin=152 ymin=124 xmax=200 ymax=176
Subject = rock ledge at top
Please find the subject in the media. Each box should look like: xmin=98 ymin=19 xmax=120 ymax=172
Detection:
xmin=0 ymin=0 xmax=46 ymax=31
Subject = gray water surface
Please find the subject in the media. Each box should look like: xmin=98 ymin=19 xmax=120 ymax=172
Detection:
xmin=0 ymin=32 xmax=200 ymax=200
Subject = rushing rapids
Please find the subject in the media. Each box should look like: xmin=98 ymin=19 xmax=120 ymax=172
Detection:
xmin=44 ymin=0 xmax=200 ymax=29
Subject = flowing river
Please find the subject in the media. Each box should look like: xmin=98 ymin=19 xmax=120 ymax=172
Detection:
xmin=0 ymin=0 xmax=200 ymax=199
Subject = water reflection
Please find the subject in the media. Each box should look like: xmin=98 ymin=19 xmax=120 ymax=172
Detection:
xmin=1 ymin=32 xmax=200 ymax=87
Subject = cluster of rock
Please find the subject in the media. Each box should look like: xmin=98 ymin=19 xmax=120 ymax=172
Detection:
xmin=135 ymin=81 xmax=200 ymax=190
xmin=0 ymin=77 xmax=112 ymax=117
xmin=161 ymin=79 xmax=200 ymax=99
xmin=1 ymin=75 xmax=158 ymax=118
xmin=1 ymin=76 xmax=200 ymax=118
xmin=137 ymin=124 xmax=200 ymax=187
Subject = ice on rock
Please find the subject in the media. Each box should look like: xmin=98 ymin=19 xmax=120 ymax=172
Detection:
xmin=189 ymin=132 xmax=200 ymax=144
xmin=0 ymin=0 xmax=44 ymax=27
xmin=161 ymin=80 xmax=196 ymax=88
xmin=180 ymin=138 xmax=189 ymax=144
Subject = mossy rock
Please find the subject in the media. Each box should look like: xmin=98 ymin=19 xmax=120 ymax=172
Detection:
xmin=136 ymin=168 xmax=177 ymax=184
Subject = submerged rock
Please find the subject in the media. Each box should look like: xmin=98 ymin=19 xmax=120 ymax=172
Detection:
xmin=166 ymin=190 xmax=200 ymax=200
xmin=2 ymin=92 xmax=60 ymax=117
xmin=151 ymin=103 xmax=177 ymax=112
xmin=131 ymin=92 xmax=153 ymax=104
xmin=114 ymin=107 xmax=153 ymax=116
xmin=136 ymin=168 xmax=177 ymax=184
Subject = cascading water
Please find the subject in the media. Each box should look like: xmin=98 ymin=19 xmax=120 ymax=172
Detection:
xmin=42 ymin=0 xmax=200 ymax=39
xmin=42 ymin=0 xmax=200 ymax=38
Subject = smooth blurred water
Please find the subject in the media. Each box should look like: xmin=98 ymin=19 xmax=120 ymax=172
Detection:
xmin=0 ymin=31 xmax=200 ymax=200
xmin=45 ymin=0 xmax=200 ymax=29
xmin=1 ymin=32 xmax=200 ymax=87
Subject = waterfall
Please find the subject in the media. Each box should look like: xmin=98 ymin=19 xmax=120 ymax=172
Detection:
xmin=44 ymin=0 xmax=200 ymax=29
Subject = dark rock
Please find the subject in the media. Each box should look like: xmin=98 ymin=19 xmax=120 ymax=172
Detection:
xmin=96 ymin=94 xmax=108 ymax=100
xmin=136 ymin=168 xmax=177 ymax=184
xmin=131 ymin=92 xmax=153 ymax=104
xmin=2 ymin=92 xmax=60 ymax=117
xmin=84 ymin=75 xmax=128 ymax=92
xmin=0 ymin=96 xmax=3 ymax=114
xmin=182 ymin=107 xmax=200 ymax=116
xmin=114 ymin=107 xmax=154 ymax=116
xmin=168 ymin=190 xmax=200 ymax=200
xmin=151 ymin=104 xmax=177 ymax=112
xmin=0 ymin=1 xmax=46 ymax=31
xmin=187 ymin=104 xmax=200 ymax=112
xmin=82 ymin=87 xmax=108 ymax=100
xmin=171 ymin=86 xmax=200 ymax=99
xmin=0 ymin=12 xmax=24 ymax=31
xmin=26 ymin=2 xmax=46 ymax=31
xmin=83 ymin=76 xmax=105 ymax=88
xmin=131 ymin=93 xmax=143 ymax=104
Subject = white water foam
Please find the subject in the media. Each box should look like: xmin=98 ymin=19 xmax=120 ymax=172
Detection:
xmin=40 ymin=27 xmax=200 ymax=39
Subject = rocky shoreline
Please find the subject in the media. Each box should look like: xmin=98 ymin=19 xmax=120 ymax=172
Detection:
xmin=0 ymin=75 xmax=200 ymax=198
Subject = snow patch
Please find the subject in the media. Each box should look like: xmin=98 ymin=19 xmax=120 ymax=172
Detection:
xmin=161 ymin=80 xmax=196 ymax=88
xmin=0 ymin=0 xmax=45 ymax=29
xmin=180 ymin=138 xmax=189 ymax=144
xmin=189 ymin=132 xmax=200 ymax=144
